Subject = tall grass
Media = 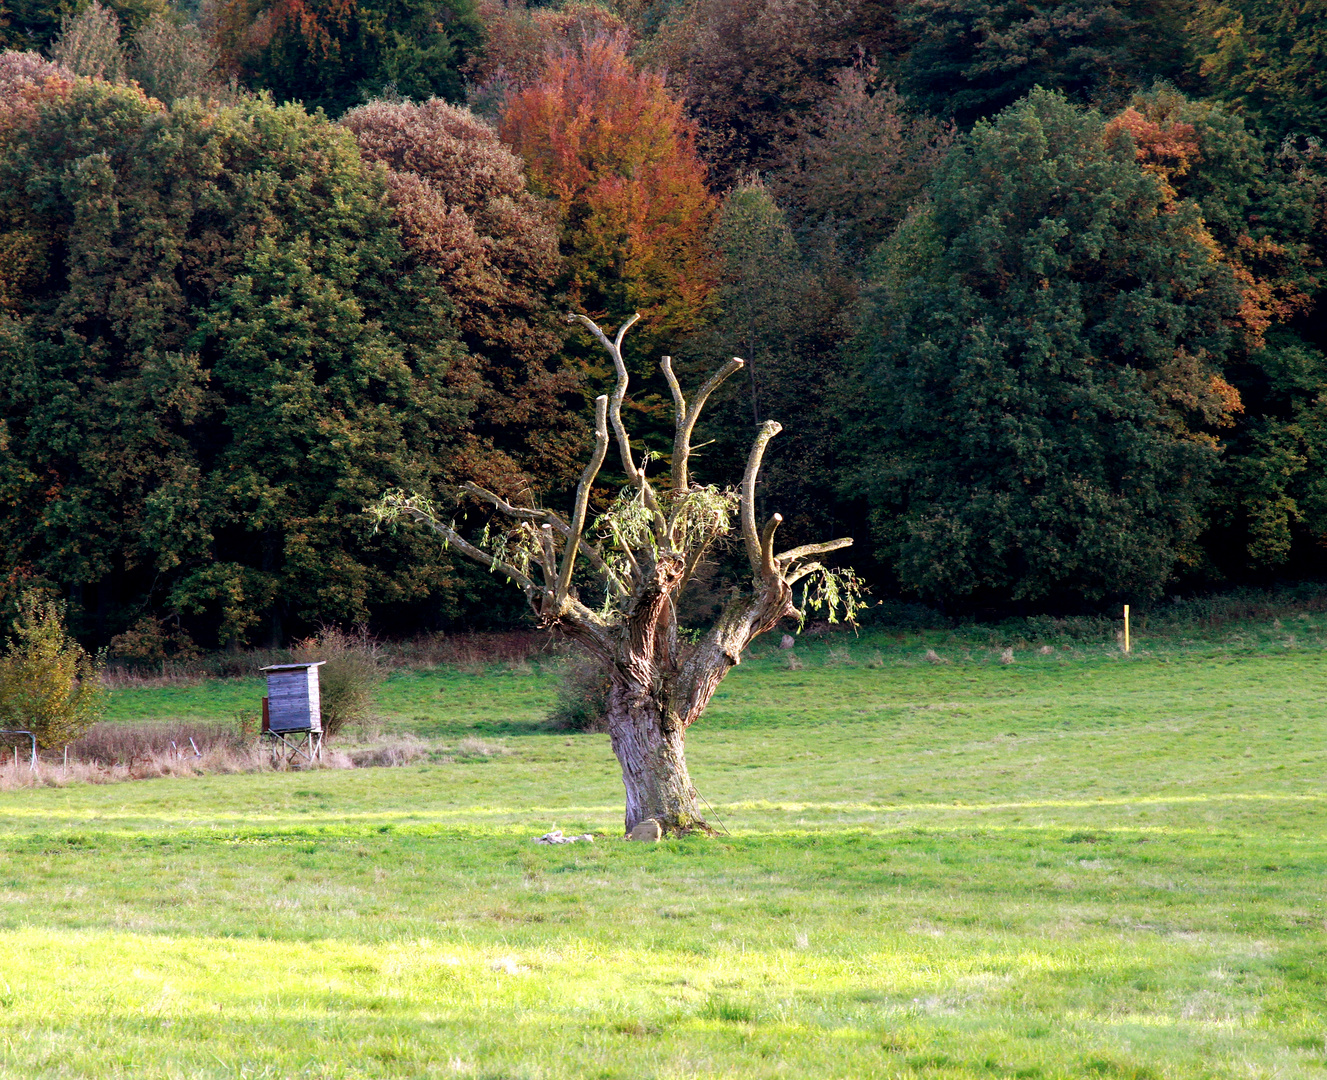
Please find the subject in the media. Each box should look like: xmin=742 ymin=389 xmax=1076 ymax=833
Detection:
xmin=0 ymin=721 xmax=270 ymax=789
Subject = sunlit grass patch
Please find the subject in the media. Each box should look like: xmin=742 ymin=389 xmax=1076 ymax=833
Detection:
xmin=0 ymin=912 xmax=1317 ymax=1079
xmin=0 ymin=623 xmax=1325 ymax=1076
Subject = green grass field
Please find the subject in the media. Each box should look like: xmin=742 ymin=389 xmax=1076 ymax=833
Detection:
xmin=1 ymin=626 xmax=1325 ymax=1078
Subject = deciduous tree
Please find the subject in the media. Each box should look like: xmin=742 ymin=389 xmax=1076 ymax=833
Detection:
xmin=212 ymin=0 xmax=483 ymax=115
xmin=0 ymin=0 xmax=165 ymax=53
xmin=774 ymin=59 xmax=952 ymax=252
xmin=689 ymin=182 xmax=858 ymax=556
xmin=1190 ymin=0 xmax=1327 ymax=140
xmin=1103 ymin=89 xmax=1326 ymax=571
xmin=466 ymin=0 xmax=629 ymax=105
xmin=642 ymin=0 xmax=901 ymax=183
xmin=374 ymin=313 xmax=860 ymax=835
xmin=343 ymin=97 xmax=581 ymax=493
xmin=0 ymin=76 xmax=472 ymax=644
xmin=0 ymin=591 xmax=105 ymax=748
xmin=499 ymin=32 xmax=718 ymax=365
xmin=847 ymin=89 xmax=1243 ymax=606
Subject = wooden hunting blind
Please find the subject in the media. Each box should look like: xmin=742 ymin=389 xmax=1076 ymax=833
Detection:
xmin=260 ymin=661 xmax=325 ymax=763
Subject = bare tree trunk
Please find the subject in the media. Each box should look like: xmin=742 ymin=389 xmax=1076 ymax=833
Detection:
xmin=605 ymin=676 xmax=708 ymax=834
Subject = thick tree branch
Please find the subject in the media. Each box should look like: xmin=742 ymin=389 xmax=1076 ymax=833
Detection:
xmin=671 ymin=357 xmax=744 ymax=493
xmin=786 ymin=560 xmax=825 ymax=586
xmin=660 ymin=355 xmax=686 ymax=425
xmin=567 ymin=312 xmax=641 ymax=484
xmin=741 ymin=420 xmax=782 ymax=574
xmin=558 ymin=395 xmax=610 ymax=602
xmin=568 ymin=311 xmax=665 ymax=528
xmin=759 ymin=513 xmax=782 ymax=579
xmin=608 ymin=517 xmax=643 ymax=587
xmin=776 ymin=537 xmax=854 ymax=565
xmin=537 ymin=523 xmax=559 ymax=593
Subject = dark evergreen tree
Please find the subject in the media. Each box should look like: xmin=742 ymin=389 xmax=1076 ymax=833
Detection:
xmin=894 ymin=0 xmax=1196 ymax=126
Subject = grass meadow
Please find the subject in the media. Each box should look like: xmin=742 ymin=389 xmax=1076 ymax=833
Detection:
xmin=0 ymin=614 xmax=1324 ymax=1078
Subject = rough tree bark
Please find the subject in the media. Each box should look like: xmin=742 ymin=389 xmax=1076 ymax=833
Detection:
xmin=375 ymin=314 xmax=854 ymax=835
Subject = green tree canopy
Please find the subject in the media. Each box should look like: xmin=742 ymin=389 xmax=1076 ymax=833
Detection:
xmin=690 ymin=181 xmax=857 ymax=554
xmin=1101 ymin=90 xmax=1326 ymax=574
xmin=1190 ymin=0 xmax=1327 ymax=140
xmin=214 ymin=0 xmax=483 ymax=116
xmin=845 ymin=89 xmax=1242 ymax=606
xmin=0 ymin=0 xmax=165 ymax=52
xmin=894 ymin=0 xmax=1196 ymax=126
xmin=0 ymin=75 xmax=472 ymax=644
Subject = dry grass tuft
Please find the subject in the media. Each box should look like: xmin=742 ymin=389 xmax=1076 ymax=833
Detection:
xmin=69 ymin=720 xmax=242 ymax=766
xmin=458 ymin=736 xmax=509 ymax=758
xmin=347 ymin=736 xmax=430 ymax=768
xmin=0 ymin=736 xmax=272 ymax=790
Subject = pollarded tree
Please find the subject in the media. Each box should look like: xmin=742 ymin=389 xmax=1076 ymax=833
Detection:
xmin=373 ymin=314 xmax=860 ymax=835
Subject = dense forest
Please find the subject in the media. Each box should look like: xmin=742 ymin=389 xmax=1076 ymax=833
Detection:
xmin=0 ymin=0 xmax=1324 ymax=650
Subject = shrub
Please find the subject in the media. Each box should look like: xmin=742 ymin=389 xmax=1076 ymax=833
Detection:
xmin=108 ymin=615 xmax=200 ymax=668
xmin=291 ymin=627 xmax=383 ymax=739
xmin=0 ymin=593 xmax=106 ymax=748
xmin=546 ymin=653 xmax=610 ymax=732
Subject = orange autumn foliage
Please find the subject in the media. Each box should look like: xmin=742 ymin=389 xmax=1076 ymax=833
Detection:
xmin=499 ymin=33 xmax=718 ymax=356
xmin=1106 ymin=99 xmax=1312 ymax=349
xmin=467 ymin=0 xmax=630 ymax=92
xmin=1106 ymin=105 xmax=1199 ymax=207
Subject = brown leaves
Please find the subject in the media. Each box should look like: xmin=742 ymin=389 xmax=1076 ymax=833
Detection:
xmin=641 ymin=0 xmax=894 ymax=184
xmin=344 ymin=97 xmax=579 ymax=493
xmin=775 ymin=60 xmax=954 ymax=250
xmin=466 ymin=0 xmax=631 ymax=94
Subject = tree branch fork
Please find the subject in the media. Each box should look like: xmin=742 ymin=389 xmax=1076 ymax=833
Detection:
xmin=372 ymin=313 xmax=856 ymax=729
